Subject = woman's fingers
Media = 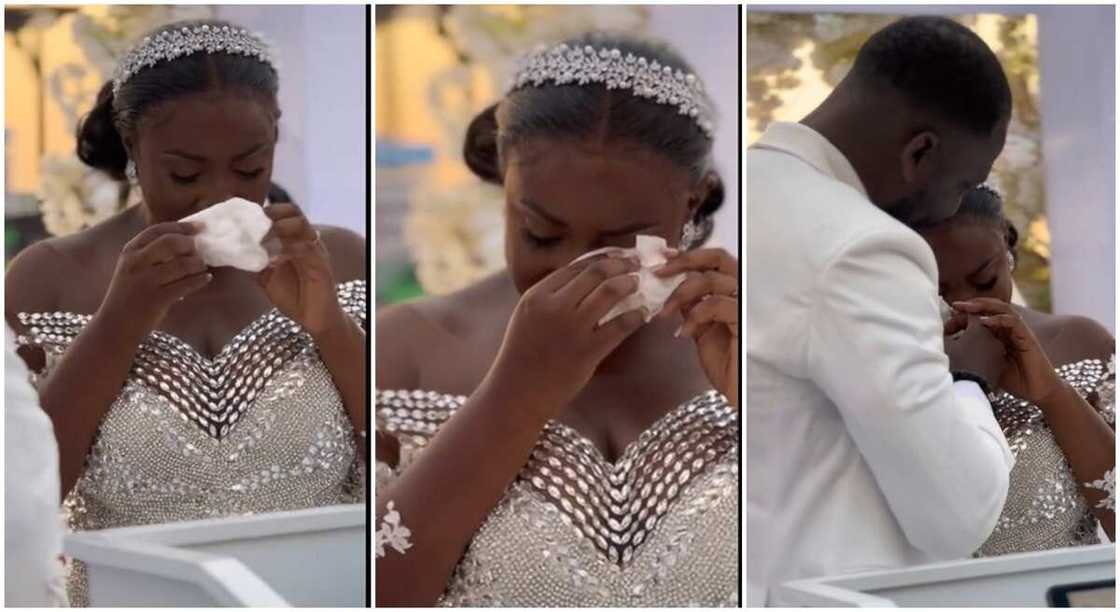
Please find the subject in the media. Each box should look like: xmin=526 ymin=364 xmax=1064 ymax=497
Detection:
xmin=579 ymin=275 xmax=641 ymax=327
xmin=126 ymin=221 xmax=200 ymax=252
xmin=556 ymin=256 xmax=640 ymax=305
xmin=658 ymin=270 xmax=737 ymax=320
xmin=594 ymin=307 xmax=646 ymax=349
xmin=678 ymin=296 xmax=738 ymax=339
xmin=654 ymin=247 xmax=737 ymax=278
xmin=952 ymin=297 xmax=1014 ymax=316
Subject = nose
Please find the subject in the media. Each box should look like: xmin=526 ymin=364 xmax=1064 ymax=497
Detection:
xmin=203 ymin=173 xmax=245 ymax=207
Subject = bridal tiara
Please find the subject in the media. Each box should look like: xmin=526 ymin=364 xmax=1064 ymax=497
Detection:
xmin=509 ymin=43 xmax=715 ymax=138
xmin=113 ymin=24 xmax=274 ymax=96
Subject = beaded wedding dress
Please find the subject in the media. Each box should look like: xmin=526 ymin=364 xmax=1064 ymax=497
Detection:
xmin=375 ymin=389 xmax=740 ymax=607
xmin=975 ymin=356 xmax=1115 ymax=556
xmin=15 ymin=280 xmax=368 ymax=606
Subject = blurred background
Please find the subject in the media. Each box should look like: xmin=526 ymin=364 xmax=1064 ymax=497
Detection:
xmin=374 ymin=5 xmax=740 ymax=306
xmin=748 ymin=5 xmax=1114 ymax=332
xmin=5 ymin=4 xmax=366 ymax=264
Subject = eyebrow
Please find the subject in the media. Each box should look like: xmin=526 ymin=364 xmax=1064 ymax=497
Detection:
xmin=968 ymin=255 xmax=996 ymax=279
xmin=520 ymin=199 xmax=657 ymax=236
xmin=162 ymin=143 xmax=268 ymax=162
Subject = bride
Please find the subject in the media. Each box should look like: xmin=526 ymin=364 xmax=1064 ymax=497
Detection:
xmin=4 ymin=20 xmax=367 ymax=605
xmin=918 ymin=185 xmax=1114 ymax=554
xmin=375 ymin=33 xmax=739 ymax=606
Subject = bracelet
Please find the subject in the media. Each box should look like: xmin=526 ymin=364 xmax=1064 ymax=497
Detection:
xmin=952 ymin=370 xmax=992 ymax=396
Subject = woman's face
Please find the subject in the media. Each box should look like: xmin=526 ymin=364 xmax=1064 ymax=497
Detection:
xmin=920 ymin=220 xmax=1014 ymax=305
xmin=129 ymin=91 xmax=277 ymax=222
xmin=502 ymin=138 xmax=698 ymax=294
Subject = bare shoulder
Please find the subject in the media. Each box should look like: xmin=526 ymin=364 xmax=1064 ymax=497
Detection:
xmin=375 ymin=273 xmax=513 ymax=390
xmin=5 ymin=230 xmax=107 ymax=328
xmin=1054 ymin=313 xmax=1115 ymax=363
xmin=1032 ymin=309 xmax=1115 ymax=365
xmin=315 ymin=224 xmax=366 ymax=283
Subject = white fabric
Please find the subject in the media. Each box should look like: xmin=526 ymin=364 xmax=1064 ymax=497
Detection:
xmin=572 ymin=235 xmax=687 ymax=325
xmin=5 ymin=326 xmax=66 ymax=606
xmin=183 ymin=197 xmax=272 ymax=272
xmin=745 ymin=122 xmax=1014 ymax=606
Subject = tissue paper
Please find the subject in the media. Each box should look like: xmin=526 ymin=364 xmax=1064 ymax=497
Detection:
xmin=572 ymin=235 xmax=687 ymax=326
xmin=183 ymin=198 xmax=272 ymax=272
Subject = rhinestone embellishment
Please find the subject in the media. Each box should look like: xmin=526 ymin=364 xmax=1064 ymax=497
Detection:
xmin=509 ymin=43 xmax=715 ymax=137
xmin=113 ymin=23 xmax=274 ymax=96
xmin=18 ymin=280 xmax=367 ymax=441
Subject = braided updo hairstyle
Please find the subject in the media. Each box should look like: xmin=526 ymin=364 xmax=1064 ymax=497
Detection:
xmin=462 ymin=32 xmax=723 ymax=247
xmin=953 ymin=184 xmax=1020 ymax=265
xmin=76 ymin=19 xmax=280 ymax=182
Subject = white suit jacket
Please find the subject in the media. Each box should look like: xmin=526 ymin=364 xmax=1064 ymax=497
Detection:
xmin=5 ymin=325 xmax=65 ymax=606
xmin=745 ymin=122 xmax=1014 ymax=605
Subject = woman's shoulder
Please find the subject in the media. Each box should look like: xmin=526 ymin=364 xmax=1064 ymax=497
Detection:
xmin=376 ymin=272 xmax=512 ymax=390
xmin=1025 ymin=307 xmax=1114 ymax=365
xmin=6 ymin=235 xmax=99 ymax=323
xmin=313 ymin=224 xmax=365 ymax=283
xmin=6 ymin=213 xmax=141 ymax=324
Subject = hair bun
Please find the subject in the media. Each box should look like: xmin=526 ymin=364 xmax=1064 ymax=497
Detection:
xmin=463 ymin=102 xmax=502 ymax=185
xmin=76 ymin=81 xmax=129 ymax=181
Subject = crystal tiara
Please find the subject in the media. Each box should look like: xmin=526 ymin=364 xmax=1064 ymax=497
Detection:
xmin=509 ymin=43 xmax=715 ymax=138
xmin=112 ymin=24 xmax=274 ymax=96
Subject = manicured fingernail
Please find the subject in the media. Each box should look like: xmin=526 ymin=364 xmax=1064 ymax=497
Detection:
xmin=673 ymin=325 xmax=682 ymax=338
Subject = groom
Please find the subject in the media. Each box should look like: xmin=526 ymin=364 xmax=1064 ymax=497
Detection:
xmin=746 ymin=16 xmax=1016 ymax=605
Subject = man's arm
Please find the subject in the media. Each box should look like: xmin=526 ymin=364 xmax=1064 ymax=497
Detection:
xmin=807 ymin=229 xmax=1012 ymax=558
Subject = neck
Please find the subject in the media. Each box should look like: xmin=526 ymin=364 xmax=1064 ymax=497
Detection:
xmin=801 ymin=90 xmax=891 ymax=210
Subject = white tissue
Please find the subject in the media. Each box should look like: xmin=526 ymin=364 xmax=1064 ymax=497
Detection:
xmin=939 ymin=298 xmax=955 ymax=324
xmin=183 ymin=198 xmax=272 ymax=272
xmin=572 ymin=235 xmax=687 ymax=326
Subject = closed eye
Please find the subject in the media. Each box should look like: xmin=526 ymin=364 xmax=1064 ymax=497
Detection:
xmin=523 ymin=229 xmax=561 ymax=248
xmin=237 ymin=169 xmax=265 ymax=180
xmin=171 ymin=173 xmax=200 ymax=184
xmin=975 ymin=277 xmax=997 ymax=291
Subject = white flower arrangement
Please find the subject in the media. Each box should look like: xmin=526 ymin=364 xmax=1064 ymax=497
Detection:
xmin=37 ymin=154 xmax=133 ymax=237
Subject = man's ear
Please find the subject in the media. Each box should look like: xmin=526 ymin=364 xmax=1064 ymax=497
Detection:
xmin=900 ymin=130 xmax=940 ymax=184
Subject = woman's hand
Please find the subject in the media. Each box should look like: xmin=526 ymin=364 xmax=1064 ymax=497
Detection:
xmin=258 ymin=204 xmax=345 ymax=337
xmin=98 ymin=221 xmax=211 ymax=337
xmin=655 ymin=247 xmax=739 ymax=407
xmin=953 ymin=298 xmax=1063 ymax=404
xmin=485 ymin=254 xmax=646 ymax=423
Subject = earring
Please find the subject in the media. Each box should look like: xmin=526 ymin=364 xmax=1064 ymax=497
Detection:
xmin=125 ymin=159 xmax=137 ymax=182
xmin=680 ymin=219 xmax=701 ymax=249
xmin=1007 ymin=250 xmax=1016 ymax=273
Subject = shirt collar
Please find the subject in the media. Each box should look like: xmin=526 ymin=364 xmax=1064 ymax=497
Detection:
xmin=751 ymin=121 xmax=869 ymax=199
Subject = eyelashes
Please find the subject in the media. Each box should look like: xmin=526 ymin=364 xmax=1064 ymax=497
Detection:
xmin=170 ymin=173 xmax=201 ymax=185
xmin=975 ymin=277 xmax=997 ymax=291
xmin=523 ymin=229 xmax=561 ymax=248
xmin=169 ymin=169 xmax=265 ymax=185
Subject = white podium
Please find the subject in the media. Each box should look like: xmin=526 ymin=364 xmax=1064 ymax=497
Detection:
xmin=774 ymin=544 xmax=1114 ymax=607
xmin=64 ymin=504 xmax=366 ymax=607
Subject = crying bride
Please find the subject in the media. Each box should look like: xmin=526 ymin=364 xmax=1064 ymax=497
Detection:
xmin=4 ymin=19 xmax=368 ymax=605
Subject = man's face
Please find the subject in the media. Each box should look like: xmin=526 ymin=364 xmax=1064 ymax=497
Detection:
xmin=889 ymin=116 xmax=1008 ymax=227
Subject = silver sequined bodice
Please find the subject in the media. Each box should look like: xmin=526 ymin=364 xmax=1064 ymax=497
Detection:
xmin=17 ymin=281 xmax=368 ymax=605
xmin=376 ymin=389 xmax=740 ymax=607
xmin=975 ymin=357 xmax=1115 ymax=557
